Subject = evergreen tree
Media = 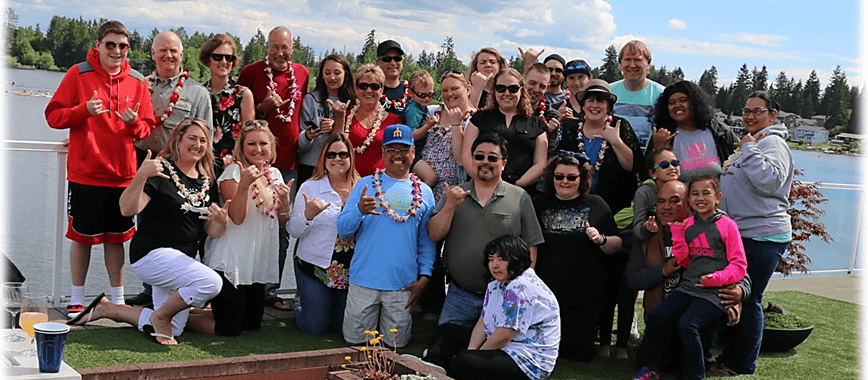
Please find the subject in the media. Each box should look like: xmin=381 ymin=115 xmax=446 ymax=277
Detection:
xmin=698 ymin=66 xmax=718 ymax=98
xmin=846 ymin=85 xmax=860 ymax=133
xmin=599 ymin=45 xmax=622 ymax=83
xmin=357 ymin=29 xmax=377 ymax=65
xmin=771 ymin=71 xmax=792 ymax=111
xmin=435 ymin=36 xmax=465 ymax=77
xmin=242 ymin=29 xmax=266 ymax=67
xmin=670 ymin=67 xmax=684 ymax=84
xmin=750 ymin=65 xmax=768 ymax=92
xmin=821 ymin=66 xmax=851 ymax=129
xmin=729 ymin=64 xmax=751 ymax=114
xmin=802 ymin=70 xmax=821 ymax=118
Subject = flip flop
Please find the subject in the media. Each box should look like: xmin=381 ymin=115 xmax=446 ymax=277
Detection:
xmin=709 ymin=363 xmax=740 ymax=376
xmin=66 ymin=292 xmax=104 ymax=326
xmin=142 ymin=325 xmax=176 ymax=345
xmin=266 ymin=295 xmax=291 ymax=310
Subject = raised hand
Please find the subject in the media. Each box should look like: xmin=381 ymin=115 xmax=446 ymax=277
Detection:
xmin=558 ymin=104 xmax=574 ymax=121
xmin=444 ymin=184 xmax=470 ymax=208
xmin=276 ymin=178 xmax=294 ymax=206
xmin=651 ymin=127 xmax=679 ymax=148
xmin=302 ymin=193 xmax=332 ymax=220
xmin=327 ymin=99 xmax=350 ymax=117
xmin=319 ymin=118 xmax=335 ymax=134
xmin=138 ymin=150 xmax=170 ymax=179
xmin=238 ymin=164 xmax=264 ymax=188
xmin=441 ymin=106 xmax=463 ymax=127
xmin=260 ymin=89 xmax=289 ymax=114
xmin=644 ymin=216 xmax=659 ymax=233
xmin=736 ymin=132 xmax=767 ymax=148
xmin=599 ymin=119 xmax=622 ymax=143
xmin=116 ymin=103 xmax=140 ymax=124
xmin=200 ymin=199 xmax=231 ymax=223
xmin=585 ymin=222 xmax=604 ymax=245
xmin=470 ymin=72 xmax=490 ymax=90
xmin=545 ymin=117 xmax=560 ymax=135
xmin=357 ymin=184 xmax=381 ymax=215
xmin=86 ymin=91 xmax=109 ymax=116
xmin=517 ymin=47 xmax=544 ymax=64
xmin=424 ymin=114 xmax=440 ymax=129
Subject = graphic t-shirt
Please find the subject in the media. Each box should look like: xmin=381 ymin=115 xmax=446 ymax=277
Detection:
xmin=672 ymin=127 xmax=723 ymax=182
xmin=610 ymin=79 xmax=665 ymax=151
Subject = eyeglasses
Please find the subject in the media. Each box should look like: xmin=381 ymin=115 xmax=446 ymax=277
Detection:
xmin=473 ymin=154 xmax=501 ymax=162
xmin=356 ymin=82 xmax=383 ymax=91
xmin=494 ymin=84 xmax=521 ymax=94
xmin=412 ymin=89 xmax=435 ymax=99
xmin=384 ymin=147 xmax=411 ymax=155
xmin=377 ymin=55 xmax=403 ymax=63
xmin=652 ymin=160 xmax=680 ymax=169
xmin=268 ymin=45 xmax=293 ymax=52
xmin=565 ymin=64 xmax=587 ymax=71
xmin=210 ymin=53 xmax=236 ymax=62
xmin=325 ymin=151 xmax=349 ymax=159
xmin=102 ymin=41 xmax=129 ymax=52
xmin=554 ymin=174 xmax=580 ymax=182
xmin=548 ymin=67 xmax=564 ymax=73
xmin=743 ymin=108 xmax=771 ymax=116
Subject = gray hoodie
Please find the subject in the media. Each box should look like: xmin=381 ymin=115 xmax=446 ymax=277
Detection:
xmin=720 ymin=124 xmax=793 ymax=239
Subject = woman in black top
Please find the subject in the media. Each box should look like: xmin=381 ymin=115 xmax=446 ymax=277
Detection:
xmin=462 ymin=68 xmax=547 ymax=193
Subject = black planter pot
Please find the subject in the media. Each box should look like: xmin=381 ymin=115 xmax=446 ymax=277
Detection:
xmin=760 ymin=325 xmax=815 ymax=352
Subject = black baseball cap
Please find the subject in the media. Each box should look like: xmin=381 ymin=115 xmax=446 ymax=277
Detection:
xmin=563 ymin=59 xmax=591 ymax=76
xmin=377 ymin=40 xmax=404 ymax=57
xmin=543 ymin=54 xmax=566 ymax=67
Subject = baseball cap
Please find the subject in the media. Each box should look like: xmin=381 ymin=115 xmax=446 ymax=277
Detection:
xmin=377 ymin=40 xmax=405 ymax=57
xmin=382 ymin=124 xmax=413 ymax=146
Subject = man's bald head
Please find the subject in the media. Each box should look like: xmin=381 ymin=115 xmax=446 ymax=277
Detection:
xmin=267 ymin=26 xmax=292 ymax=46
xmin=656 ymin=180 xmax=689 ymax=224
xmin=152 ymin=30 xmax=184 ymax=78
xmin=152 ymin=31 xmax=183 ymax=53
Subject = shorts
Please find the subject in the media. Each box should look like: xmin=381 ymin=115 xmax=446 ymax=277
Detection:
xmin=342 ymin=283 xmax=412 ymax=348
xmin=66 ymin=181 xmax=135 ymax=245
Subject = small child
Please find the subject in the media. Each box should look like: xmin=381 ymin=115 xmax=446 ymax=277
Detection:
xmin=401 ymin=70 xmax=438 ymax=143
xmin=632 ymin=147 xmax=682 ymax=242
xmin=632 ymin=174 xmax=747 ymax=380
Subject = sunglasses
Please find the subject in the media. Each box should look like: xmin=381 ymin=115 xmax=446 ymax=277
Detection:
xmin=210 ymin=53 xmax=236 ymax=62
xmin=377 ymin=55 xmax=403 ymax=63
xmin=548 ymin=67 xmax=564 ymax=73
xmin=412 ymin=89 xmax=435 ymax=99
xmin=440 ymin=69 xmax=465 ymax=80
xmin=325 ymin=151 xmax=349 ymax=159
xmin=554 ymin=174 xmax=580 ymax=182
xmin=652 ymin=160 xmax=681 ymax=169
xmin=494 ymin=84 xmax=521 ymax=94
xmin=356 ymin=82 xmax=383 ymax=91
xmin=473 ymin=154 xmax=501 ymax=163
xmin=102 ymin=41 xmax=129 ymax=52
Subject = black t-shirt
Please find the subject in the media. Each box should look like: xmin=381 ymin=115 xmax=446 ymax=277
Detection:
xmin=130 ymin=161 xmax=219 ymax=264
xmin=532 ymin=193 xmax=617 ymax=308
xmin=382 ymin=82 xmax=407 ymax=115
xmin=470 ymin=109 xmax=546 ymax=184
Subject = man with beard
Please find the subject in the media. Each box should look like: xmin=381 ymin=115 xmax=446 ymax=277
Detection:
xmin=542 ymin=54 xmax=567 ymax=106
xmin=422 ymin=133 xmax=544 ymax=368
xmin=237 ymin=26 xmax=310 ymax=309
xmin=337 ymin=124 xmax=436 ymax=348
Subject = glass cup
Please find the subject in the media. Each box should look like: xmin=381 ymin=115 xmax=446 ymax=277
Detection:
xmin=19 ymin=292 xmax=48 ymax=356
xmin=1 ymin=282 xmax=29 ymax=342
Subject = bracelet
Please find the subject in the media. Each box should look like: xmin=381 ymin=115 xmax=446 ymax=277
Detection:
xmin=279 ymin=210 xmax=291 ymax=217
xmin=597 ymin=235 xmax=608 ymax=246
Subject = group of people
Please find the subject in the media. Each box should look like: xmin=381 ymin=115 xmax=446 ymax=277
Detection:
xmin=46 ymin=20 xmax=795 ymax=380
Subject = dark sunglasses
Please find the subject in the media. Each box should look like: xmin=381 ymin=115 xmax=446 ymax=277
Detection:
xmin=377 ymin=55 xmax=403 ymax=63
xmin=325 ymin=151 xmax=350 ymax=159
xmin=494 ymin=84 xmax=521 ymax=94
xmin=210 ymin=53 xmax=236 ymax=62
xmin=652 ymin=160 xmax=680 ymax=169
xmin=412 ymin=89 xmax=435 ymax=99
xmin=473 ymin=154 xmax=501 ymax=163
xmin=102 ymin=41 xmax=129 ymax=52
xmin=554 ymin=174 xmax=580 ymax=182
xmin=548 ymin=67 xmax=564 ymax=73
xmin=356 ymin=82 xmax=383 ymax=91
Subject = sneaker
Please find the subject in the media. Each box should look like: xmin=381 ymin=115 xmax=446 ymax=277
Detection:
xmin=630 ymin=312 xmax=641 ymax=340
xmin=125 ymin=292 xmax=153 ymax=307
xmin=67 ymin=304 xmax=84 ymax=319
xmin=631 ymin=367 xmax=659 ymax=380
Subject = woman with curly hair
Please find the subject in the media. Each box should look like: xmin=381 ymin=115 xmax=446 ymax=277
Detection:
xmin=647 ymin=80 xmax=737 ymax=181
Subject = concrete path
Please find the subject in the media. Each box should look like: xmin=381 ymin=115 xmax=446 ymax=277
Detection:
xmin=766 ymin=273 xmax=862 ymax=305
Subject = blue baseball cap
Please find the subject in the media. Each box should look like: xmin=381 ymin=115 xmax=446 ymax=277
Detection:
xmin=382 ymin=124 xmax=414 ymax=146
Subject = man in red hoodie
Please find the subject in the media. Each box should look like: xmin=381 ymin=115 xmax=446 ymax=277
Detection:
xmin=45 ymin=20 xmax=156 ymax=318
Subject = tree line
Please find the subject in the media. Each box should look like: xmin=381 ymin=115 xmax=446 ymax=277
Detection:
xmin=5 ymin=9 xmax=858 ymax=133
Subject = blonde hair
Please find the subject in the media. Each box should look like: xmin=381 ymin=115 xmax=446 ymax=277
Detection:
xmin=408 ymin=70 xmax=434 ymax=91
xmin=232 ymin=120 xmax=277 ymax=168
xmin=354 ymin=64 xmax=385 ymax=86
xmin=159 ymin=118 xmax=216 ymax=180
xmin=618 ymin=40 xmax=652 ymax=64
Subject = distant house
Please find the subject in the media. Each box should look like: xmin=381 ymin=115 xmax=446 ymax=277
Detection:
xmin=811 ymin=115 xmax=827 ymax=128
xmin=830 ymin=133 xmax=866 ymax=147
xmin=793 ymin=126 xmax=829 ymax=145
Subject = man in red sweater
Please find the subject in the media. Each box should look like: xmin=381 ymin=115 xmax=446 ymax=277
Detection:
xmin=45 ymin=20 xmax=156 ymax=317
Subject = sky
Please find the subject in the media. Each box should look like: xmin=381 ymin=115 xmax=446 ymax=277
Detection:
xmin=6 ymin=0 xmax=865 ymax=90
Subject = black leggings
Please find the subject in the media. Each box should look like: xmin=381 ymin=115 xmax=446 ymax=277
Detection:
xmin=598 ymin=252 xmax=636 ymax=348
xmin=448 ymin=349 xmax=529 ymax=380
xmin=210 ymin=273 xmax=266 ymax=336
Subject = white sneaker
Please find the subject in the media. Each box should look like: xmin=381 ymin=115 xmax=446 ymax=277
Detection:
xmin=630 ymin=312 xmax=641 ymax=340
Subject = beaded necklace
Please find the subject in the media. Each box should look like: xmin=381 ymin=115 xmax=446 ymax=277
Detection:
xmin=536 ymin=98 xmax=547 ymax=121
xmin=264 ymin=56 xmax=300 ymax=123
xmin=343 ymin=103 xmax=386 ymax=154
xmin=160 ymin=157 xmax=210 ymax=214
xmin=576 ymin=117 xmax=611 ymax=171
xmin=148 ymin=68 xmax=190 ymax=123
xmin=372 ymin=169 xmax=423 ymax=223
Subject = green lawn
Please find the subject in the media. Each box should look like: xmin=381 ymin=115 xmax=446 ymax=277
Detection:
xmin=65 ymin=290 xmax=859 ymax=379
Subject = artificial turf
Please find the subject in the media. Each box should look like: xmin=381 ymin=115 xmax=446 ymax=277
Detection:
xmin=64 ymin=290 xmax=858 ymax=379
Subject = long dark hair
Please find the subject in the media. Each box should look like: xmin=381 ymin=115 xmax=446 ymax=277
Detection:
xmin=482 ymin=235 xmax=532 ymax=283
xmin=313 ymin=54 xmax=357 ymax=113
xmin=650 ymin=80 xmax=713 ymax=130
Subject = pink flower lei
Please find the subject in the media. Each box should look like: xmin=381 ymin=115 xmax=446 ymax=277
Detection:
xmin=379 ymin=80 xmax=409 ymax=109
xmin=264 ymin=56 xmax=300 ymax=123
xmin=250 ymin=164 xmax=282 ymax=219
xmin=576 ymin=117 xmax=610 ymax=172
xmin=536 ymin=98 xmax=547 ymax=121
xmin=148 ymin=68 xmax=190 ymax=123
xmin=159 ymin=157 xmax=210 ymax=213
xmin=372 ymin=169 xmax=423 ymax=223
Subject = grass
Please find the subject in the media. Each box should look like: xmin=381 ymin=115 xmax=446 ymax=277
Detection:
xmin=65 ymin=290 xmax=859 ymax=379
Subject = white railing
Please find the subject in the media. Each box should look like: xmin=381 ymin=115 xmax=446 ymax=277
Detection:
xmin=2 ymin=140 xmax=864 ymax=306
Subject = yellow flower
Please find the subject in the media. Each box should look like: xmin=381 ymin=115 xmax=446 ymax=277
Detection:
xmin=345 ymin=356 xmax=351 ymax=361
xmin=364 ymin=330 xmax=372 ymax=335
xmin=371 ymin=330 xmax=379 ymax=335
xmin=369 ymin=338 xmax=378 ymax=344
xmin=389 ymin=328 xmax=398 ymax=333
xmin=341 ymin=364 xmax=346 ymax=369
xmin=360 ymin=347 xmax=367 ymax=351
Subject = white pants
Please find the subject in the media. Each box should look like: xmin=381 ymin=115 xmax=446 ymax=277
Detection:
xmin=131 ymin=247 xmax=223 ymax=336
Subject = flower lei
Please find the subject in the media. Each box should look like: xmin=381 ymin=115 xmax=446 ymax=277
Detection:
xmin=576 ymin=117 xmax=610 ymax=171
xmin=148 ymin=68 xmax=190 ymax=123
xmin=343 ymin=103 xmax=386 ymax=154
xmin=159 ymin=157 xmax=210 ymax=214
xmin=250 ymin=165 xmax=281 ymax=218
xmin=372 ymin=169 xmax=423 ymax=223
xmin=564 ymin=88 xmax=571 ymax=101
xmin=536 ymin=98 xmax=547 ymax=121
xmin=264 ymin=56 xmax=300 ymax=123
xmin=431 ymin=107 xmax=476 ymax=138
xmin=379 ymin=80 xmax=409 ymax=109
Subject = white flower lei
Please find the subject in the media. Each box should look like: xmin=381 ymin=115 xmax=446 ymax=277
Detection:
xmin=577 ymin=118 xmax=610 ymax=172
xmin=160 ymin=157 xmax=210 ymax=214
xmin=372 ymin=169 xmax=423 ymax=223
xmin=343 ymin=103 xmax=386 ymax=154
xmin=379 ymin=79 xmax=409 ymax=109
xmin=264 ymin=56 xmax=300 ymax=123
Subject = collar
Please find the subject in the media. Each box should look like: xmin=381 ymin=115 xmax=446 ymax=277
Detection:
xmin=206 ymin=77 xmax=237 ymax=94
xmin=151 ymin=69 xmax=186 ymax=85
xmin=468 ymin=179 xmax=507 ymax=204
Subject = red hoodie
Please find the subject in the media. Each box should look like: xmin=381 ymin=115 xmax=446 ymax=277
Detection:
xmin=45 ymin=48 xmax=156 ymax=187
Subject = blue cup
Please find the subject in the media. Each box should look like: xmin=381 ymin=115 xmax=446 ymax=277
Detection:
xmin=33 ymin=322 xmax=69 ymax=373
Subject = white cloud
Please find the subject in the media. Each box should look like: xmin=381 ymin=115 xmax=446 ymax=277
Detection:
xmin=734 ymin=33 xmax=788 ymax=47
xmin=644 ymin=36 xmax=806 ymax=62
xmin=516 ymin=29 xmax=544 ymax=38
xmin=668 ymin=19 xmax=687 ymax=30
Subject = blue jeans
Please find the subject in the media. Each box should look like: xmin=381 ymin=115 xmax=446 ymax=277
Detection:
xmin=643 ymin=291 xmax=723 ymax=380
xmin=293 ymin=263 xmax=348 ymax=335
xmin=721 ymin=238 xmax=788 ymax=374
xmin=438 ymin=283 xmax=484 ymax=329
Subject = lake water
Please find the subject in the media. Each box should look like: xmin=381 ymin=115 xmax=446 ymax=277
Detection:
xmin=1 ymin=68 xmax=863 ymax=302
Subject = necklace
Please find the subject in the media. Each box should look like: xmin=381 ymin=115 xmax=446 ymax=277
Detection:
xmin=160 ymin=157 xmax=210 ymax=214
xmin=431 ymin=107 xmax=476 ymax=138
xmin=148 ymin=68 xmax=190 ymax=123
xmin=536 ymin=98 xmax=547 ymax=121
xmin=343 ymin=103 xmax=386 ymax=154
xmin=264 ymin=56 xmax=300 ymax=123
xmin=249 ymin=165 xmax=281 ymax=219
xmin=576 ymin=117 xmax=610 ymax=171
xmin=379 ymin=80 xmax=409 ymax=109
xmin=372 ymin=169 xmax=423 ymax=223
xmin=564 ymin=88 xmax=571 ymax=101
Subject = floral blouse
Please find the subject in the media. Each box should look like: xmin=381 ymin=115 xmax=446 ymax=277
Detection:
xmin=482 ymin=268 xmax=560 ymax=380
xmin=207 ymin=78 xmax=246 ymax=168
xmin=296 ymin=235 xmax=354 ymax=289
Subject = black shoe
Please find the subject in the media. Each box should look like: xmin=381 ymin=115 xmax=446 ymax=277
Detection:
xmin=126 ymin=292 xmax=153 ymax=307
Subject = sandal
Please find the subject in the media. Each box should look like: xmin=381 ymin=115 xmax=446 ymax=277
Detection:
xmin=709 ymin=363 xmax=739 ymax=376
xmin=142 ymin=325 xmax=177 ymax=346
xmin=66 ymin=293 xmax=104 ymax=325
xmin=266 ymin=295 xmax=291 ymax=310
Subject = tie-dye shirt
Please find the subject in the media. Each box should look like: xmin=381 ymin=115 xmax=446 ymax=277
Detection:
xmin=483 ymin=268 xmax=560 ymax=380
